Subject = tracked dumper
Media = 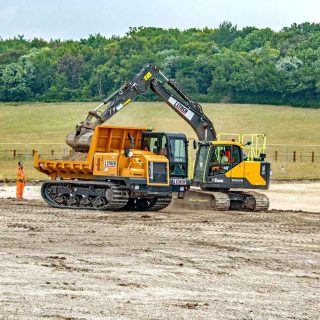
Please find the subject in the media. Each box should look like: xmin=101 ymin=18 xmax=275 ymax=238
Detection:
xmin=34 ymin=126 xmax=190 ymax=211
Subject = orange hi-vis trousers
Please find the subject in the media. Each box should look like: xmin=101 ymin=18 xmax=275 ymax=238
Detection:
xmin=16 ymin=180 xmax=25 ymax=199
xmin=16 ymin=166 xmax=26 ymax=199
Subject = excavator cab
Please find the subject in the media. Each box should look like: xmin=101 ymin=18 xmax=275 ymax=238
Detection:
xmin=193 ymin=141 xmax=270 ymax=191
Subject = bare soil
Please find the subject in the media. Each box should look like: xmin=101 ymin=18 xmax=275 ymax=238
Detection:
xmin=0 ymin=198 xmax=319 ymax=319
xmin=2 ymin=181 xmax=320 ymax=212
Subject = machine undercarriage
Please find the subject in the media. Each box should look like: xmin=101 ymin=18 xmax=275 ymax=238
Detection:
xmin=171 ymin=189 xmax=269 ymax=212
xmin=42 ymin=180 xmax=172 ymax=211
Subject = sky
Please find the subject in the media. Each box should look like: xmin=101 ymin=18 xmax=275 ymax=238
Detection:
xmin=1 ymin=0 xmax=319 ymax=40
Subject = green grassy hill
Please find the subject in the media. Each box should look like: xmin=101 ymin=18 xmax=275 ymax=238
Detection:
xmin=1 ymin=102 xmax=319 ymax=143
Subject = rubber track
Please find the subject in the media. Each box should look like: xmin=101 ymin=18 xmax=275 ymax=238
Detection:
xmin=41 ymin=180 xmax=129 ymax=211
xmin=147 ymin=196 xmax=172 ymax=211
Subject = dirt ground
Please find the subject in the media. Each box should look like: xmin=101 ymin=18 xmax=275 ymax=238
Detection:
xmin=0 ymin=184 xmax=319 ymax=319
xmin=1 ymin=181 xmax=320 ymax=212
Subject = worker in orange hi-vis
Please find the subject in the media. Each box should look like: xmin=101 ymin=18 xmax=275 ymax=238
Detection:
xmin=16 ymin=161 xmax=27 ymax=199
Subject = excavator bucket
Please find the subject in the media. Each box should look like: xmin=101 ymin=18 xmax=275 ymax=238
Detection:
xmin=169 ymin=189 xmax=231 ymax=211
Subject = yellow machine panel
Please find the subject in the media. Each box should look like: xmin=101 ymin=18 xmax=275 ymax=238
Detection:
xmin=91 ymin=148 xmax=169 ymax=186
xmin=226 ymin=161 xmax=266 ymax=186
xmin=243 ymin=161 xmax=267 ymax=186
xmin=94 ymin=153 xmax=119 ymax=176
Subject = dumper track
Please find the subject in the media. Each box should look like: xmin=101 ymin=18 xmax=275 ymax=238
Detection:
xmin=148 ymin=196 xmax=172 ymax=211
xmin=125 ymin=196 xmax=172 ymax=211
xmin=41 ymin=181 xmax=129 ymax=210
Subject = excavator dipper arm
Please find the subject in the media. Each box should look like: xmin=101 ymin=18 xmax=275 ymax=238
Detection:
xmin=66 ymin=64 xmax=158 ymax=151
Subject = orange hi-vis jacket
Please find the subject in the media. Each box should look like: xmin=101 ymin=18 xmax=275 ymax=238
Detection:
xmin=16 ymin=166 xmax=26 ymax=199
xmin=16 ymin=167 xmax=27 ymax=183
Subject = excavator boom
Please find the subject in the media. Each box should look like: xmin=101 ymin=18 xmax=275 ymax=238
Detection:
xmin=66 ymin=64 xmax=216 ymax=152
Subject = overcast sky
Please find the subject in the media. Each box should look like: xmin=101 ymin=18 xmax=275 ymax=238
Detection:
xmin=1 ymin=0 xmax=319 ymax=40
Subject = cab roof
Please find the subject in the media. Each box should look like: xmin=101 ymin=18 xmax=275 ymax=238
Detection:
xmin=210 ymin=140 xmax=243 ymax=147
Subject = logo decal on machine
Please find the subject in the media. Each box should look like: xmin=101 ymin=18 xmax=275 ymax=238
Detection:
xmin=116 ymin=103 xmax=123 ymax=111
xmin=143 ymin=71 xmax=152 ymax=81
xmin=173 ymin=179 xmax=187 ymax=185
xmin=104 ymin=160 xmax=117 ymax=168
xmin=231 ymin=178 xmax=243 ymax=183
xmin=168 ymin=97 xmax=194 ymax=121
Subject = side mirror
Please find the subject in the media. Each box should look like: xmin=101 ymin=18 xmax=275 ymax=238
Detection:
xmin=244 ymin=141 xmax=252 ymax=146
xmin=193 ymin=140 xmax=198 ymax=150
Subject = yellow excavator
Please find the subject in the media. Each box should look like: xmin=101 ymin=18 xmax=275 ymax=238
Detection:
xmin=34 ymin=64 xmax=270 ymax=211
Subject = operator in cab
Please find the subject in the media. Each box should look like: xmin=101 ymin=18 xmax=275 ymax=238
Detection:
xmin=209 ymin=149 xmax=230 ymax=175
xmin=160 ymin=143 xmax=168 ymax=156
xmin=220 ymin=150 xmax=229 ymax=165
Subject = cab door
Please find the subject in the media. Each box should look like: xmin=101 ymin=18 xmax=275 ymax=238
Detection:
xmin=204 ymin=145 xmax=231 ymax=188
xmin=193 ymin=144 xmax=210 ymax=185
xmin=228 ymin=145 xmax=245 ymax=187
xmin=166 ymin=134 xmax=188 ymax=178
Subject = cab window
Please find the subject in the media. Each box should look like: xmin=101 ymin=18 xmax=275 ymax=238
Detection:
xmin=160 ymin=135 xmax=168 ymax=156
xmin=194 ymin=145 xmax=210 ymax=182
xmin=169 ymin=138 xmax=187 ymax=177
xmin=208 ymin=145 xmax=231 ymax=175
xmin=232 ymin=146 xmax=241 ymax=166
xmin=142 ymin=136 xmax=160 ymax=153
xmin=169 ymin=139 xmax=186 ymax=163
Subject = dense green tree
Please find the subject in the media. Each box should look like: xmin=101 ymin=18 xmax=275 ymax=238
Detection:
xmin=211 ymin=21 xmax=239 ymax=48
xmin=0 ymin=62 xmax=30 ymax=101
xmin=0 ymin=23 xmax=319 ymax=106
xmin=57 ymin=53 xmax=85 ymax=89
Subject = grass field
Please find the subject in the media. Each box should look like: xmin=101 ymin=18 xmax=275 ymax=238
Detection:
xmin=1 ymin=102 xmax=320 ymax=180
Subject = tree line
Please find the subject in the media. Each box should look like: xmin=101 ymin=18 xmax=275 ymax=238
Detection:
xmin=0 ymin=22 xmax=320 ymax=107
